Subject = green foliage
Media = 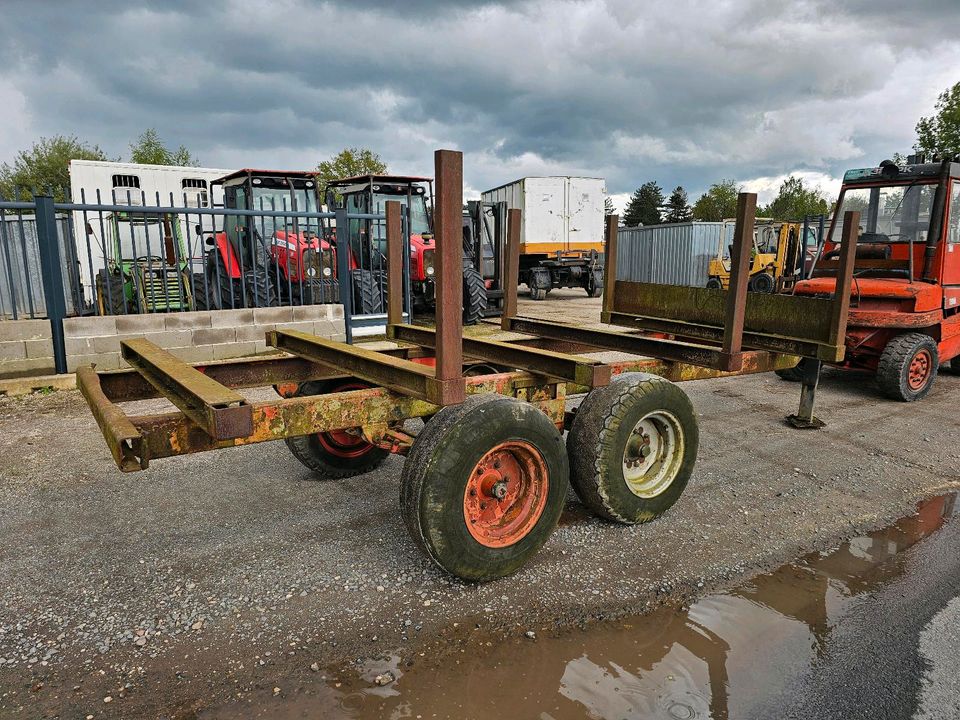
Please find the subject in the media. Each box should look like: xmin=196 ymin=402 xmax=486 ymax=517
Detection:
xmin=0 ymin=135 xmax=110 ymax=202
xmin=622 ymin=181 xmax=664 ymax=227
xmin=129 ymin=128 xmax=198 ymax=166
xmin=692 ymin=179 xmax=739 ymax=221
xmin=915 ymin=82 xmax=960 ymax=158
xmin=316 ymin=147 xmax=388 ymax=196
xmin=760 ymin=176 xmax=829 ymax=220
xmin=604 ymin=196 xmax=614 ymax=216
xmin=664 ymin=186 xmax=692 ymax=223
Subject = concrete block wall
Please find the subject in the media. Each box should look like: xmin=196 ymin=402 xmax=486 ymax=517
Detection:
xmin=0 ymin=304 xmax=345 ymax=377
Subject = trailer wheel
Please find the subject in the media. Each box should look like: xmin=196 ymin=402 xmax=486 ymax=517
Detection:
xmin=284 ymin=380 xmax=390 ymax=478
xmin=529 ymin=287 xmax=548 ymax=301
xmin=462 ymin=266 xmax=487 ymax=325
xmin=567 ymin=372 xmax=698 ymax=524
xmin=749 ymin=272 xmax=775 ymax=293
xmin=585 ymin=272 xmax=603 ymax=298
xmin=876 ymin=332 xmax=939 ymax=402
xmin=775 ymin=358 xmax=808 ymax=382
xmin=705 ymin=277 xmax=723 ymax=290
xmin=400 ymin=395 xmax=568 ymax=582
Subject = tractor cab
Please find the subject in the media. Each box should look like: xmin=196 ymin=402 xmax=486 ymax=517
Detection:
xmin=198 ymin=170 xmax=335 ymax=308
xmin=785 ymin=157 xmax=960 ymax=401
xmin=327 ymin=175 xmax=488 ymax=322
xmin=94 ymin=211 xmax=193 ymax=314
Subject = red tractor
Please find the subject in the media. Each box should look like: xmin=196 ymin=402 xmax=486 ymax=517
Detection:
xmin=195 ymin=169 xmax=337 ymax=310
xmin=326 ymin=174 xmax=488 ymax=324
xmin=784 ymin=156 xmax=960 ymax=401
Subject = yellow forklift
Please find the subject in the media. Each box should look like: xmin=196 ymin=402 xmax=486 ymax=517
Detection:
xmin=706 ymin=220 xmax=807 ymax=293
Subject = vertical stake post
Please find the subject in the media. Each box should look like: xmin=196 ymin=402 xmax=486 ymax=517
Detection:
xmin=385 ymin=200 xmax=403 ymax=328
xmin=501 ymin=208 xmax=521 ymax=330
xmin=719 ymin=193 xmax=756 ymax=371
xmin=35 ymin=196 xmax=68 ymax=373
xmin=335 ymin=206 xmax=353 ymax=343
xmin=432 ymin=149 xmax=465 ymax=404
xmin=601 ymin=214 xmax=619 ymax=323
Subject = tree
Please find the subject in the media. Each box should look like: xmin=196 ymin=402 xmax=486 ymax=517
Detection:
xmin=129 ymin=128 xmax=198 ymax=166
xmin=761 ymin=176 xmax=829 ymax=220
xmin=664 ymin=186 xmax=692 ymax=223
xmin=692 ymin=179 xmax=739 ymax=221
xmin=915 ymin=82 xmax=960 ymax=158
xmin=604 ymin=196 xmax=615 ymax=216
xmin=622 ymin=181 xmax=664 ymax=227
xmin=0 ymin=135 xmax=110 ymax=202
xmin=316 ymin=147 xmax=388 ymax=196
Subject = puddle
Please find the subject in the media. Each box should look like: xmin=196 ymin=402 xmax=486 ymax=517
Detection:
xmin=205 ymin=493 xmax=957 ymax=720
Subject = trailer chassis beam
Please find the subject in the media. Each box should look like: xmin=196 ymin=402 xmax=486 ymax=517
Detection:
xmin=120 ymin=338 xmax=253 ymax=440
xmin=388 ymin=323 xmax=610 ymax=387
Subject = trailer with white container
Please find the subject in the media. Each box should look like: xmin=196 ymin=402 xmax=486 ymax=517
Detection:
xmin=68 ymin=160 xmax=233 ymax=304
xmin=481 ymin=176 xmax=606 ymax=299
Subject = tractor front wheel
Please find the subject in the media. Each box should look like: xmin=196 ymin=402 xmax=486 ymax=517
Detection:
xmin=284 ymin=380 xmax=391 ymax=478
xmin=567 ymin=372 xmax=698 ymax=524
xmin=462 ymin=265 xmax=487 ymax=325
xmin=400 ymin=395 xmax=568 ymax=581
xmin=876 ymin=332 xmax=939 ymax=401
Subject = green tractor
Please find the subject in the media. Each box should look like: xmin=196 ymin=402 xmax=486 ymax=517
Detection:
xmin=94 ymin=211 xmax=194 ymax=315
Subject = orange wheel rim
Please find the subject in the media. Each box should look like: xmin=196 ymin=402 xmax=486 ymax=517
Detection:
xmin=315 ymin=382 xmax=376 ymax=458
xmin=463 ymin=441 xmax=549 ymax=548
xmin=908 ymin=349 xmax=932 ymax=390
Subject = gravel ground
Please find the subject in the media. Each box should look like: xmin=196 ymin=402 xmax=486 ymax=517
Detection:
xmin=1 ymin=290 xmax=959 ymax=718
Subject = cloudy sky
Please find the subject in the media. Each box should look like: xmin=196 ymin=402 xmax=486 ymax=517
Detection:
xmin=0 ymin=0 xmax=958 ymax=209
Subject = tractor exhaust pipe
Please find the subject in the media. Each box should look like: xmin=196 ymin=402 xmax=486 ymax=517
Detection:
xmin=922 ymin=159 xmax=952 ymax=282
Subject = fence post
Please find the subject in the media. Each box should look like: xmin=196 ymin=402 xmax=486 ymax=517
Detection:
xmin=335 ymin=207 xmax=353 ymax=343
xmin=34 ymin=195 xmax=68 ymax=373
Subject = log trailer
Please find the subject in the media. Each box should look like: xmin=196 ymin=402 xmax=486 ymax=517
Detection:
xmin=77 ymin=150 xmax=856 ymax=581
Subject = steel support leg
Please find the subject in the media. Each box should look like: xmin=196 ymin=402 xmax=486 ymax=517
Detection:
xmin=786 ymin=359 xmax=825 ymax=429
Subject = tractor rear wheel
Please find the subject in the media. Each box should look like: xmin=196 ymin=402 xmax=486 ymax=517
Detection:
xmin=95 ymin=269 xmax=128 ymax=315
xmin=876 ymin=332 xmax=939 ymax=401
xmin=749 ymin=272 xmax=775 ymax=293
xmin=462 ymin=266 xmax=487 ymax=325
xmin=352 ymin=269 xmax=384 ymax=314
xmin=400 ymin=395 xmax=568 ymax=581
xmin=190 ymin=273 xmax=211 ymax=311
xmin=567 ymin=372 xmax=698 ymax=524
xmin=284 ymin=380 xmax=390 ymax=478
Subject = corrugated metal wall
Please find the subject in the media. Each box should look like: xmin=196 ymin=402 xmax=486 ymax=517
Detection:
xmin=616 ymin=222 xmax=723 ymax=287
xmin=0 ymin=215 xmax=82 ymax=319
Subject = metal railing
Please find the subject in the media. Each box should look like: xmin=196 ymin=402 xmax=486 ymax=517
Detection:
xmin=0 ymin=192 xmax=413 ymax=370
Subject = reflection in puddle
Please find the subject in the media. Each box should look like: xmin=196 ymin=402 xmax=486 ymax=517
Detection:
xmin=207 ymin=493 xmax=956 ymax=720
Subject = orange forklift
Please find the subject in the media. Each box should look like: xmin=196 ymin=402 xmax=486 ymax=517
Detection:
xmin=782 ymin=156 xmax=960 ymax=402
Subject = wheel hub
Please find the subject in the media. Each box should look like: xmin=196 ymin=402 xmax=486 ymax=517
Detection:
xmin=463 ymin=442 xmax=549 ymax=548
xmin=908 ymin=349 xmax=932 ymax=390
xmin=621 ymin=411 xmax=685 ymax=498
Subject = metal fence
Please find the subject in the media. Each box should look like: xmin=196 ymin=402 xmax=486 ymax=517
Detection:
xmin=0 ymin=193 xmax=413 ymax=370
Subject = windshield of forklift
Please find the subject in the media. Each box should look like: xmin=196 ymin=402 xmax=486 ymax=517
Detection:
xmin=830 ymin=183 xmax=937 ymax=245
xmin=372 ymin=193 xmax=431 ymax=235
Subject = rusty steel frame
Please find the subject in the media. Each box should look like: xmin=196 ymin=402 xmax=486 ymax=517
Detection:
xmin=387 ymin=323 xmax=611 ymax=387
xmin=120 ymin=337 xmax=253 ymax=440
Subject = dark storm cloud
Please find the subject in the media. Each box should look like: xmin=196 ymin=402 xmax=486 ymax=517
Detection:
xmin=0 ymin=0 xmax=957 ymax=202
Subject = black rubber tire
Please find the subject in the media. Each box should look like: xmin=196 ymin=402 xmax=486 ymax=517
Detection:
xmin=190 ymin=273 xmax=211 ymax=311
xmin=96 ymin=269 xmax=128 ymax=315
xmin=204 ymin=253 xmax=242 ymax=310
xmin=749 ymin=272 xmax=775 ymax=293
xmin=950 ymin=356 xmax=960 ymax=374
xmin=462 ymin=265 xmax=488 ymax=325
xmin=284 ymin=380 xmax=390 ymax=478
xmin=876 ymin=332 xmax=939 ymax=402
xmin=705 ymin=277 xmax=723 ymax=290
xmin=529 ymin=287 xmax=548 ymax=301
xmin=352 ymin=269 xmax=384 ymax=314
xmin=243 ymin=267 xmax=276 ymax=307
xmin=400 ymin=395 xmax=569 ymax=582
xmin=775 ymin=359 xmax=808 ymax=382
xmin=567 ymin=372 xmax=698 ymax=524
xmin=585 ymin=271 xmax=603 ymax=298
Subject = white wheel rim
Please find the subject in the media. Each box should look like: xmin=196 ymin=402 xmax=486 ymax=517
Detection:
xmin=621 ymin=410 xmax=685 ymax=498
